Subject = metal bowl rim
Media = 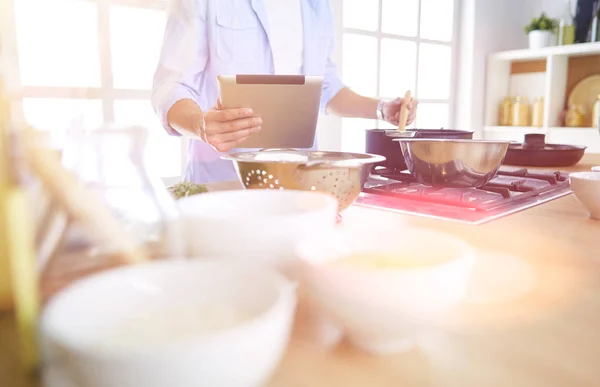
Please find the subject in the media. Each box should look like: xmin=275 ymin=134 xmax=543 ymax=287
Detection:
xmin=221 ymin=150 xmax=386 ymax=165
xmin=392 ymin=138 xmax=514 ymax=145
xmin=366 ymin=128 xmax=475 ymax=133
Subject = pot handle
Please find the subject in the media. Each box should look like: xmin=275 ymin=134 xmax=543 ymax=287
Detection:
xmin=385 ymin=131 xmax=417 ymax=138
xmin=522 ymin=133 xmax=546 ymax=149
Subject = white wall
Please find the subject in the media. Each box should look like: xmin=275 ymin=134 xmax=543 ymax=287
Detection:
xmin=454 ymin=0 xmax=571 ymax=136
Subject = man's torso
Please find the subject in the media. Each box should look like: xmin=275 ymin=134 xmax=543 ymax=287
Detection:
xmin=185 ymin=0 xmax=332 ymax=184
xmin=262 ymin=0 xmax=303 ymax=75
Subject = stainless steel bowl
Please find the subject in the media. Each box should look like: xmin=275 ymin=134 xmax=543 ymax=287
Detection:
xmin=393 ymin=139 xmax=511 ymax=188
xmin=222 ymin=149 xmax=385 ymax=211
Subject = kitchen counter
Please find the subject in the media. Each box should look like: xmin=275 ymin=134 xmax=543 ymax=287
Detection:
xmin=270 ymin=155 xmax=600 ymax=387
xmin=2 ymin=155 xmax=600 ymax=387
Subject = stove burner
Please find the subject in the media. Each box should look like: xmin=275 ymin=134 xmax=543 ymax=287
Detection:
xmin=357 ymin=166 xmax=572 ymax=225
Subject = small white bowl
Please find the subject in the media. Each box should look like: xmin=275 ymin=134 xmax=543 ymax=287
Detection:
xmin=296 ymin=228 xmax=475 ymax=355
xmin=41 ymin=259 xmax=297 ymax=387
xmin=591 ymin=166 xmax=600 ymax=172
xmin=178 ymin=189 xmax=339 ymax=278
xmin=570 ymin=172 xmax=600 ymax=220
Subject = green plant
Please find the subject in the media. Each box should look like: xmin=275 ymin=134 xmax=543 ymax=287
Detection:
xmin=168 ymin=181 xmax=208 ymax=199
xmin=524 ymin=13 xmax=559 ymax=34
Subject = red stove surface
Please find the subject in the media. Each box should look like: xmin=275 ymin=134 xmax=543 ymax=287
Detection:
xmin=355 ymin=166 xmax=572 ymax=225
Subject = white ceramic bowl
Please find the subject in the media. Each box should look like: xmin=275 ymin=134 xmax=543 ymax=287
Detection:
xmin=296 ymin=227 xmax=475 ymax=354
xmin=41 ymin=259 xmax=297 ymax=387
xmin=591 ymin=166 xmax=600 ymax=172
xmin=570 ymin=172 xmax=600 ymax=220
xmin=178 ymin=189 xmax=339 ymax=278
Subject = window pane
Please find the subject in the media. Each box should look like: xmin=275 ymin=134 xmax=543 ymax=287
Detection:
xmin=420 ymin=0 xmax=455 ymax=42
xmin=415 ymin=103 xmax=449 ymax=129
xmin=341 ymin=118 xmax=375 ymax=153
xmin=417 ymin=43 xmax=452 ymax=99
xmin=15 ymin=0 xmax=100 ymax=87
xmin=343 ymin=0 xmax=379 ymax=31
xmin=22 ymin=98 xmax=103 ymax=147
xmin=379 ymin=39 xmax=417 ymax=99
xmin=381 ymin=0 xmax=419 ymax=37
xmin=113 ymin=100 xmax=182 ymax=177
xmin=109 ymin=5 xmax=167 ymax=90
xmin=343 ymin=34 xmax=378 ymax=97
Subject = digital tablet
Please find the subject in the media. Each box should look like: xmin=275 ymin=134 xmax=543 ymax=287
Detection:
xmin=217 ymin=74 xmax=324 ymax=149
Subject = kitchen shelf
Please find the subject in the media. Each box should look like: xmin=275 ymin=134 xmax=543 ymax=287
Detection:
xmin=484 ymin=126 xmax=595 ymax=132
xmin=548 ymin=126 xmax=595 ymax=131
xmin=484 ymin=42 xmax=600 ymax=153
xmin=490 ymin=42 xmax=600 ymax=61
xmin=484 ymin=126 xmax=545 ymax=132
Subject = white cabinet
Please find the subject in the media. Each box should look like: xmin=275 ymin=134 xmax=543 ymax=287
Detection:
xmin=483 ymin=42 xmax=600 ymax=153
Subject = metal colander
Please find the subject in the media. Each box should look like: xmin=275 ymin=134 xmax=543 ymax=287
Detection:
xmin=222 ymin=149 xmax=385 ymax=211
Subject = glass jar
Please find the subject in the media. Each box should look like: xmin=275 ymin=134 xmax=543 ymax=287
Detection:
xmin=565 ymin=104 xmax=586 ymax=127
xmin=499 ymin=96 xmax=513 ymax=126
xmin=512 ymin=96 xmax=530 ymax=127
xmin=558 ymin=0 xmax=575 ymax=45
xmin=61 ymin=125 xmax=183 ymax=259
xmin=588 ymin=1 xmax=599 ymax=42
xmin=592 ymin=94 xmax=600 ymax=129
xmin=531 ymin=97 xmax=544 ymax=127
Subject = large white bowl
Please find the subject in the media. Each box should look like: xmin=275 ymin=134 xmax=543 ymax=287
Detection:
xmin=570 ymin=171 xmax=600 ymax=220
xmin=41 ymin=259 xmax=297 ymax=387
xmin=178 ymin=189 xmax=339 ymax=278
xmin=296 ymin=227 xmax=475 ymax=354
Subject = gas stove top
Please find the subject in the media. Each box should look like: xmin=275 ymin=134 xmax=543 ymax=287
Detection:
xmin=355 ymin=167 xmax=572 ymax=225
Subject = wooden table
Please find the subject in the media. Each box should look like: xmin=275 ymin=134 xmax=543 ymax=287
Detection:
xmin=2 ymin=156 xmax=600 ymax=387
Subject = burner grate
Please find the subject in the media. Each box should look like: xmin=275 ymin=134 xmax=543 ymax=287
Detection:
xmin=364 ymin=167 xmax=571 ymax=212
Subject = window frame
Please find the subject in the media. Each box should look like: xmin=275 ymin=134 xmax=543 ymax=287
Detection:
xmin=1 ymin=0 xmax=187 ymax=181
xmin=342 ymin=0 xmax=461 ymax=130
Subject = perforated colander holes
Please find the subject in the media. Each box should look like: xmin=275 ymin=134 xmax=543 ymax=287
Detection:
xmin=245 ymin=169 xmax=280 ymax=189
xmin=304 ymin=170 xmax=347 ymax=194
xmin=343 ymin=186 xmax=358 ymax=204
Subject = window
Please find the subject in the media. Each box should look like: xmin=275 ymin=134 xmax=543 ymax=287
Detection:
xmin=6 ymin=0 xmax=183 ymax=179
xmin=341 ymin=0 xmax=458 ymax=152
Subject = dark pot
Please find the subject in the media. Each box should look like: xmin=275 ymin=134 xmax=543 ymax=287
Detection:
xmin=365 ymin=128 xmax=475 ymax=171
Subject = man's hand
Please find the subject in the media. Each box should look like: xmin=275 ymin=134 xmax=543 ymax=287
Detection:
xmin=198 ymin=99 xmax=262 ymax=152
xmin=382 ymin=97 xmax=419 ymax=126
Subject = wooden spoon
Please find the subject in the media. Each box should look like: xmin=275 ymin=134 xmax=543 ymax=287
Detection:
xmin=397 ymin=90 xmax=412 ymax=132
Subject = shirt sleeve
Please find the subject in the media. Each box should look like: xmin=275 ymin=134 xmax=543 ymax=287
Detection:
xmin=151 ymin=0 xmax=208 ymax=136
xmin=319 ymin=6 xmax=345 ymax=112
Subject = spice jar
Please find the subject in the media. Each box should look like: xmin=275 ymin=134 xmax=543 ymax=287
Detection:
xmin=592 ymin=94 xmax=600 ymax=128
xmin=565 ymin=104 xmax=586 ymax=127
xmin=499 ymin=96 xmax=513 ymax=126
xmin=512 ymin=96 xmax=530 ymax=126
xmin=531 ymin=97 xmax=544 ymax=127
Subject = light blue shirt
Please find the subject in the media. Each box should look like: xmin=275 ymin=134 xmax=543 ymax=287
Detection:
xmin=152 ymin=0 xmax=345 ymax=183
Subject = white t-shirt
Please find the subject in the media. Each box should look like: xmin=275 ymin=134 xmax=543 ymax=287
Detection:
xmin=262 ymin=0 xmax=304 ymax=74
